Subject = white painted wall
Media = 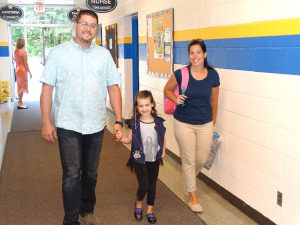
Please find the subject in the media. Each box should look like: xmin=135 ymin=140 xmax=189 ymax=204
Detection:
xmin=0 ymin=19 xmax=11 ymax=81
xmin=0 ymin=17 xmax=13 ymax=171
xmin=103 ymin=15 xmax=133 ymax=119
xmin=99 ymin=1 xmax=300 ymax=224
xmin=0 ymin=0 xmax=299 ymax=224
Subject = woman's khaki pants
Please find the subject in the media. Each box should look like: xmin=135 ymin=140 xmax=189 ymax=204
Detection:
xmin=174 ymin=119 xmax=213 ymax=192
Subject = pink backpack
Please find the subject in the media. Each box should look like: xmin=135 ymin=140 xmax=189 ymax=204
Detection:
xmin=164 ymin=66 xmax=189 ymax=114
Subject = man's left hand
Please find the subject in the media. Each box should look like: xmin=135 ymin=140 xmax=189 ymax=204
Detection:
xmin=113 ymin=124 xmax=122 ymax=141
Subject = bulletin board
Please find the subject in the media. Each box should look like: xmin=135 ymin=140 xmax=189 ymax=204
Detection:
xmin=105 ymin=23 xmax=118 ymax=67
xmin=146 ymin=8 xmax=174 ymax=77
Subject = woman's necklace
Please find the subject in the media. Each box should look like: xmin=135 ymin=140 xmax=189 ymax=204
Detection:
xmin=191 ymin=67 xmax=207 ymax=80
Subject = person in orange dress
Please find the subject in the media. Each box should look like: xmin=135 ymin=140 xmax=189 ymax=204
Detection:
xmin=14 ymin=38 xmax=32 ymax=109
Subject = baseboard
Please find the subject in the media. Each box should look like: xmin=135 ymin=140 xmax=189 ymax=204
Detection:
xmin=166 ymin=149 xmax=276 ymax=225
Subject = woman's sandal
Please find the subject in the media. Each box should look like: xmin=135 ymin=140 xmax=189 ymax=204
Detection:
xmin=188 ymin=202 xmax=203 ymax=213
xmin=17 ymin=104 xmax=28 ymax=109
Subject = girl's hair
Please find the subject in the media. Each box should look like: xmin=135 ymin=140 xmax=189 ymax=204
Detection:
xmin=188 ymin=39 xmax=214 ymax=70
xmin=133 ymin=90 xmax=157 ymax=117
xmin=16 ymin=38 xmax=25 ymax=49
xmin=76 ymin=9 xmax=98 ymax=24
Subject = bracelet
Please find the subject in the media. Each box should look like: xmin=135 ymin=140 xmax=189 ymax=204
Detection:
xmin=115 ymin=120 xmax=123 ymax=127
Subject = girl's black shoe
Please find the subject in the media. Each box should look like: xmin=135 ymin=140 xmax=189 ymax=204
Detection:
xmin=134 ymin=203 xmax=143 ymax=221
xmin=146 ymin=213 xmax=157 ymax=224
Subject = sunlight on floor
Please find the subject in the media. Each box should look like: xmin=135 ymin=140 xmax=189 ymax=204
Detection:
xmin=15 ymin=57 xmax=43 ymax=103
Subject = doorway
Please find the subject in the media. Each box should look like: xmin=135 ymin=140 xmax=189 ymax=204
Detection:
xmin=10 ymin=25 xmax=73 ymax=102
xmin=9 ymin=4 xmax=74 ymax=102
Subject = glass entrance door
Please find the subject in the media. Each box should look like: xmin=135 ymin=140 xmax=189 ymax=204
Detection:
xmin=10 ymin=4 xmax=74 ymax=62
xmin=10 ymin=25 xmax=72 ymax=101
xmin=9 ymin=4 xmax=74 ymax=101
xmin=11 ymin=25 xmax=72 ymax=64
xmin=42 ymin=26 xmax=73 ymax=64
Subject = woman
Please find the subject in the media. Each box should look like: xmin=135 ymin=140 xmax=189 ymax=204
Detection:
xmin=14 ymin=38 xmax=32 ymax=109
xmin=164 ymin=39 xmax=220 ymax=212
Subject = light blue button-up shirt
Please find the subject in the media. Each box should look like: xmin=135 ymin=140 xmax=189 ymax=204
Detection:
xmin=40 ymin=39 xmax=122 ymax=134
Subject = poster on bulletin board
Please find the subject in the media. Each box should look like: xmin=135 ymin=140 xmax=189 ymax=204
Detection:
xmin=146 ymin=8 xmax=174 ymax=77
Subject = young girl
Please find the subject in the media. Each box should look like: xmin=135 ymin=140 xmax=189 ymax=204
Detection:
xmin=116 ymin=90 xmax=166 ymax=224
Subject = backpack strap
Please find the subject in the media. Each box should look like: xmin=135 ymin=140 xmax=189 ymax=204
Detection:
xmin=180 ymin=66 xmax=189 ymax=91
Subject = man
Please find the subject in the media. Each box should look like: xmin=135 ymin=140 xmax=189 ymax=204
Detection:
xmin=40 ymin=10 xmax=122 ymax=225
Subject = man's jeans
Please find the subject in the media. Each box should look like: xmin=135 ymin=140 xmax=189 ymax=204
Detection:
xmin=57 ymin=128 xmax=104 ymax=225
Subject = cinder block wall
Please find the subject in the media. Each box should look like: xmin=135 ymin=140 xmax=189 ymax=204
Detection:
xmin=99 ymin=1 xmax=300 ymax=224
xmin=0 ymin=17 xmax=13 ymax=170
xmin=0 ymin=0 xmax=299 ymax=224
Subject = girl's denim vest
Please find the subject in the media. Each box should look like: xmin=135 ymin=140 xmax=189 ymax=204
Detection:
xmin=130 ymin=116 xmax=166 ymax=165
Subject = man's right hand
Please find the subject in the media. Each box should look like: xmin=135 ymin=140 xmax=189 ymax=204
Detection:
xmin=42 ymin=121 xmax=57 ymax=143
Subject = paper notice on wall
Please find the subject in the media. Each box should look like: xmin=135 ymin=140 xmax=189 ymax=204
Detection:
xmin=153 ymin=17 xmax=164 ymax=59
xmin=164 ymin=28 xmax=170 ymax=42
xmin=147 ymin=17 xmax=152 ymax=37
xmin=164 ymin=28 xmax=171 ymax=61
xmin=109 ymin=38 xmax=112 ymax=49
xmin=164 ymin=42 xmax=171 ymax=61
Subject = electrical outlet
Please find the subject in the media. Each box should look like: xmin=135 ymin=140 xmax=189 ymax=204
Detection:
xmin=277 ymin=191 xmax=282 ymax=207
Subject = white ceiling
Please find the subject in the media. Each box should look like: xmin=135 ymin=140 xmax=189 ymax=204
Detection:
xmin=0 ymin=0 xmax=78 ymax=5
xmin=0 ymin=0 xmax=129 ymax=7
xmin=0 ymin=0 xmax=130 ymax=4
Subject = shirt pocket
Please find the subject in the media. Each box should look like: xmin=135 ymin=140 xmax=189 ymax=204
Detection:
xmin=88 ymin=67 xmax=102 ymax=82
xmin=84 ymin=68 xmax=106 ymax=99
xmin=56 ymin=62 xmax=71 ymax=86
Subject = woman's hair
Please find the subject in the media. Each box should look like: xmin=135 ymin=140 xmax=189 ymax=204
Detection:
xmin=133 ymin=90 xmax=157 ymax=117
xmin=188 ymin=39 xmax=214 ymax=70
xmin=16 ymin=38 xmax=25 ymax=49
xmin=76 ymin=9 xmax=98 ymax=24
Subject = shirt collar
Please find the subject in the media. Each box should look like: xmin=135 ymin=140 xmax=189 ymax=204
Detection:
xmin=71 ymin=38 xmax=95 ymax=52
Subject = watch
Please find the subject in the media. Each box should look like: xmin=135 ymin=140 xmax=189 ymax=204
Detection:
xmin=115 ymin=120 xmax=123 ymax=127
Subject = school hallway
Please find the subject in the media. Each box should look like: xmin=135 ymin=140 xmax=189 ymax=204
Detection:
xmin=0 ymin=82 xmax=258 ymax=225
